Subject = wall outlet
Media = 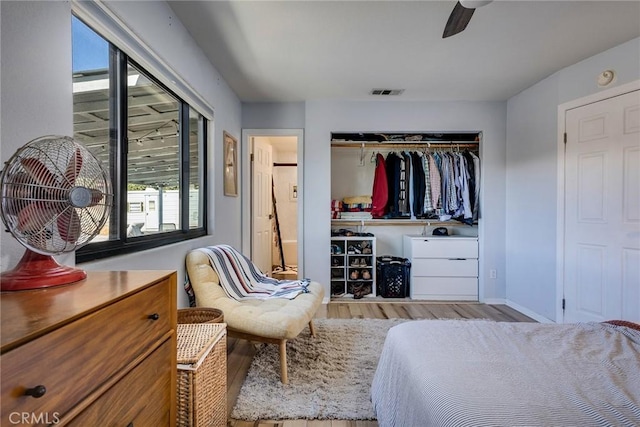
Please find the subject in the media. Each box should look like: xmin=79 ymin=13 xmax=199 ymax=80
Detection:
xmin=489 ymin=269 xmax=497 ymax=279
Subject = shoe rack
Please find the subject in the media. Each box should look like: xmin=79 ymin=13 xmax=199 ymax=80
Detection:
xmin=330 ymin=236 xmax=376 ymax=298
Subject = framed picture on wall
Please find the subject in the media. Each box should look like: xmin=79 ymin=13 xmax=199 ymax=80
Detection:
xmin=223 ymin=131 xmax=238 ymax=196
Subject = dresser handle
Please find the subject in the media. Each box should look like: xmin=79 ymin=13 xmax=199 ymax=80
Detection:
xmin=24 ymin=385 xmax=46 ymax=398
xmin=126 ymin=423 xmax=134 ymax=427
xmin=148 ymin=313 xmax=160 ymax=320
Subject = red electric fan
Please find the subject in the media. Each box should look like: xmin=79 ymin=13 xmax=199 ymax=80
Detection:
xmin=0 ymin=135 xmax=112 ymax=291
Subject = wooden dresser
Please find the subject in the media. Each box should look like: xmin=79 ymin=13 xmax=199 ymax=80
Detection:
xmin=1 ymin=270 xmax=177 ymax=426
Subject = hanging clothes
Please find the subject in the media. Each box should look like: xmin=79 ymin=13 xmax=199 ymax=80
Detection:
xmin=411 ymin=151 xmax=425 ymax=218
xmin=385 ymin=152 xmax=400 ymax=217
xmin=372 ymin=147 xmax=479 ymax=223
xmin=399 ymin=152 xmax=411 ymax=216
xmin=371 ymin=153 xmax=388 ymax=218
xmin=428 ymin=153 xmax=441 ymax=215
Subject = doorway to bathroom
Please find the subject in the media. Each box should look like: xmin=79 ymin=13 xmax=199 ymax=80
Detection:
xmin=241 ymin=129 xmax=304 ymax=279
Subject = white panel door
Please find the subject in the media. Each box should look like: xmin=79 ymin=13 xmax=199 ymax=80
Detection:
xmin=564 ymin=89 xmax=640 ymax=323
xmin=251 ymin=138 xmax=273 ymax=275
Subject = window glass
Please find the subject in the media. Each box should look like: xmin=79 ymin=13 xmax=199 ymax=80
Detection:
xmin=126 ymin=63 xmax=180 ymax=235
xmin=71 ymin=14 xmax=208 ymax=261
xmin=71 ymin=16 xmax=114 ymax=242
xmin=189 ymin=107 xmax=204 ymax=229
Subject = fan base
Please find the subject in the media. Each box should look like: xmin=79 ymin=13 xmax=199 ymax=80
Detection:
xmin=1 ymin=250 xmax=86 ymax=292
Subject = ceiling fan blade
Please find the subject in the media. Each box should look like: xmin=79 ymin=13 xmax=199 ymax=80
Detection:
xmin=63 ymin=148 xmax=83 ymax=188
xmin=443 ymin=1 xmax=476 ymax=38
xmin=57 ymin=208 xmax=81 ymax=242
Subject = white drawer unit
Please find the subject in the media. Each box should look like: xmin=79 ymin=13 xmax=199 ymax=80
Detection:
xmin=403 ymin=235 xmax=479 ymax=301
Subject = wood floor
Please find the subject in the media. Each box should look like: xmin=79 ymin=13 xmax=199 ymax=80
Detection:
xmin=226 ymin=301 xmax=535 ymax=427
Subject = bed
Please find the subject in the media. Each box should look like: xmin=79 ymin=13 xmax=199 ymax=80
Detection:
xmin=371 ymin=319 xmax=640 ymax=427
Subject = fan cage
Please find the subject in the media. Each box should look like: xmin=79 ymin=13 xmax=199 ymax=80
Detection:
xmin=0 ymin=135 xmax=113 ymax=255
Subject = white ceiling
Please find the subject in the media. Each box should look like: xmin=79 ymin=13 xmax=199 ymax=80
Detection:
xmin=168 ymin=1 xmax=640 ymax=103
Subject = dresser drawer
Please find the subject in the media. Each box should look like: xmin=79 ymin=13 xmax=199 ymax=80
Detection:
xmin=411 ymin=277 xmax=478 ymax=300
xmin=412 ymin=258 xmax=478 ymax=277
xmin=0 ymin=278 xmax=172 ymax=425
xmin=67 ymin=339 xmax=173 ymax=426
xmin=407 ymin=237 xmax=478 ymax=259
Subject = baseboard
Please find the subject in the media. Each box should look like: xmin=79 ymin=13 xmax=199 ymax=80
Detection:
xmin=505 ymin=300 xmax=555 ymax=323
xmin=483 ymin=298 xmax=506 ymax=305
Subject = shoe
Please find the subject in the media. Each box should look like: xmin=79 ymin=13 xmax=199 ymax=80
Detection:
xmin=350 ymin=258 xmax=360 ymax=267
xmin=362 ymin=270 xmax=371 ymax=280
xmin=359 ymin=258 xmax=367 ymax=267
xmin=350 ymin=270 xmax=360 ymax=280
xmin=332 ymin=257 xmax=341 ymax=266
xmin=353 ymin=284 xmax=365 ymax=299
xmin=347 ymin=245 xmax=361 ymax=254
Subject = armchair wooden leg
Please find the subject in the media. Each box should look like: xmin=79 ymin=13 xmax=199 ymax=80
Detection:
xmin=279 ymin=339 xmax=288 ymax=384
xmin=309 ymin=319 xmax=316 ymax=337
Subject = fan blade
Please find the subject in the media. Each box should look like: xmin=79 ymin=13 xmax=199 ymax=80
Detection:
xmin=17 ymin=202 xmax=57 ymax=233
xmin=443 ymin=1 xmax=476 ymax=38
xmin=63 ymin=148 xmax=83 ymax=188
xmin=20 ymin=157 xmax=58 ymax=189
xmin=57 ymin=208 xmax=81 ymax=242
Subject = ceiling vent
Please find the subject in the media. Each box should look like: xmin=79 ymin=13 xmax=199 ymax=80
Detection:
xmin=370 ymin=89 xmax=405 ymax=96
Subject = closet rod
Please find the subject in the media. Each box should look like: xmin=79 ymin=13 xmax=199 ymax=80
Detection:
xmin=331 ymin=142 xmax=479 ymax=149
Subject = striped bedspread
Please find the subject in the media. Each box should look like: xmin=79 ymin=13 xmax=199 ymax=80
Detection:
xmin=199 ymin=245 xmax=309 ymax=300
xmin=371 ymin=319 xmax=640 ymax=427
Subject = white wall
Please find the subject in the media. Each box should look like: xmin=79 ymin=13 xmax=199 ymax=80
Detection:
xmin=304 ymin=101 xmax=507 ymax=302
xmin=242 ymin=102 xmax=305 ymax=129
xmin=505 ymin=37 xmax=640 ymax=322
xmin=0 ymin=1 xmax=242 ymax=308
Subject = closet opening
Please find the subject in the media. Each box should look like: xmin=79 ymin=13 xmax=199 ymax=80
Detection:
xmin=330 ymin=131 xmax=481 ymax=300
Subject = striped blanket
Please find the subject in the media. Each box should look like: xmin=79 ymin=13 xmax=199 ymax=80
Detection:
xmin=198 ymin=245 xmax=309 ymax=300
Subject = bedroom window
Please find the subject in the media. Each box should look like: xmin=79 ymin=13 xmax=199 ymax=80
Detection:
xmin=72 ymin=15 xmax=207 ymax=262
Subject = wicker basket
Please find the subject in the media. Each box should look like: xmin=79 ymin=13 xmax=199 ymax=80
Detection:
xmin=177 ymin=323 xmax=227 ymax=427
xmin=177 ymin=308 xmax=224 ymax=324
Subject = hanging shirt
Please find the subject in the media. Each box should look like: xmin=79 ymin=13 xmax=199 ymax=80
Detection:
xmin=371 ymin=153 xmax=388 ymax=218
xmin=469 ymin=151 xmax=481 ymax=221
xmin=411 ymin=151 xmax=425 ymax=218
xmin=429 ymin=153 xmax=441 ymax=212
xmin=399 ymin=152 xmax=411 ymax=216
xmin=422 ymin=153 xmax=433 ymax=214
xmin=385 ymin=152 xmax=400 ymax=217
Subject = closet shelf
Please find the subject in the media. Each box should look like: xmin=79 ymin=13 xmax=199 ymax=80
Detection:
xmin=331 ymin=219 xmax=477 ymax=227
xmin=331 ymin=141 xmax=479 ymax=149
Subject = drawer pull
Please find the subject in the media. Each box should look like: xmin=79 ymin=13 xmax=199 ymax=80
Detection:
xmin=448 ymin=258 xmax=467 ymax=260
xmin=24 ymin=385 xmax=46 ymax=398
xmin=147 ymin=313 xmax=160 ymax=320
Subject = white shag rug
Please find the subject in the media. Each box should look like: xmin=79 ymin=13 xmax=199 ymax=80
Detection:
xmin=231 ymin=318 xmax=407 ymax=421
